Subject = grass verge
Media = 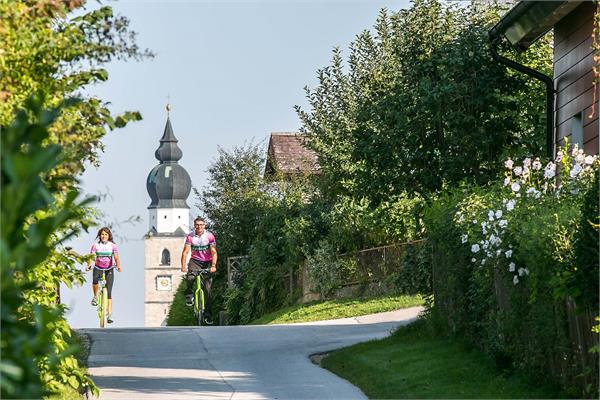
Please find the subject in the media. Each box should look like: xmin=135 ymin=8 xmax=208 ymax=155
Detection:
xmin=320 ymin=317 xmax=567 ymax=399
xmin=251 ymin=293 xmax=423 ymax=325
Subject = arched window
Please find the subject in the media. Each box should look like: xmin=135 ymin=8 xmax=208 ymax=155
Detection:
xmin=160 ymin=249 xmax=171 ymax=266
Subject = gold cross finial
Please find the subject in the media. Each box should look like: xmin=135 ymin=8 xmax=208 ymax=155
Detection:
xmin=166 ymin=95 xmax=172 ymax=116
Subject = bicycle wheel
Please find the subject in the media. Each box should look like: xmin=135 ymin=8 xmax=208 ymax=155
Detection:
xmin=100 ymin=287 xmax=108 ymax=328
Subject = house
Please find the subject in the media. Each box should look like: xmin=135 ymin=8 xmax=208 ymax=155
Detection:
xmin=490 ymin=1 xmax=598 ymax=156
xmin=263 ymin=132 xmax=320 ymax=179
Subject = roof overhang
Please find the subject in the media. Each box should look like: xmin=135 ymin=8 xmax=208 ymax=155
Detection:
xmin=489 ymin=1 xmax=583 ymax=52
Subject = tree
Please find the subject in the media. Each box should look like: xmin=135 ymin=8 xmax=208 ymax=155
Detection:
xmin=296 ymin=0 xmax=552 ymax=205
xmin=0 ymin=0 xmax=151 ymax=188
xmin=0 ymin=0 xmax=151 ymax=396
xmin=195 ymin=142 xmax=316 ymax=323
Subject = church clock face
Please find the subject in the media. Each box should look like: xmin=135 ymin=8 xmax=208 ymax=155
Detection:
xmin=156 ymin=275 xmax=172 ymax=291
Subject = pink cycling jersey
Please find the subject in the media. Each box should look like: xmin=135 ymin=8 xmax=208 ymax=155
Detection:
xmin=185 ymin=231 xmax=216 ymax=262
xmin=90 ymin=241 xmax=118 ymax=269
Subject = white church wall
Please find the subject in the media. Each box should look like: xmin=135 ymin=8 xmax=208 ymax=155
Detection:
xmin=148 ymin=208 xmax=190 ymax=233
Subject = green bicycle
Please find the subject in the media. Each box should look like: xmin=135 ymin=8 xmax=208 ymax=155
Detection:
xmin=192 ymin=269 xmax=211 ymax=326
xmin=97 ymin=271 xmax=109 ymax=328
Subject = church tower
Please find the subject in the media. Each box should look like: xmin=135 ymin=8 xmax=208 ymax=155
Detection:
xmin=143 ymin=107 xmax=191 ymax=326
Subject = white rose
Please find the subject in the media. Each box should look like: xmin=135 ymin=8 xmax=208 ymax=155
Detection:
xmin=523 ymin=158 xmax=531 ymax=168
xmin=511 ymin=182 xmax=521 ymax=192
xmin=495 ymin=210 xmax=502 ymax=219
xmin=506 ymin=200 xmax=516 ymax=211
xmin=499 ymin=219 xmax=508 ymax=228
xmin=505 ymin=249 xmax=513 ymax=258
xmin=504 ymin=177 xmax=511 ymax=186
xmin=570 ymin=164 xmax=583 ymax=178
xmin=513 ymin=275 xmax=519 ymax=285
xmin=584 ymin=155 xmax=594 ymax=165
xmin=532 ymin=159 xmax=542 ymax=170
xmin=509 ymin=262 xmax=515 ymax=272
xmin=471 ymin=244 xmax=480 ymax=253
xmin=514 ymin=166 xmax=523 ymax=176
xmin=461 ymin=234 xmax=468 ymax=244
xmin=544 ymin=165 xmax=555 ymax=180
xmin=505 ymin=159 xmax=514 ymax=169
xmin=471 ymin=258 xmax=476 ymax=263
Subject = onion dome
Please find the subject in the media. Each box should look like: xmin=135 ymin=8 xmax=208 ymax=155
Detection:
xmin=146 ymin=117 xmax=191 ymax=209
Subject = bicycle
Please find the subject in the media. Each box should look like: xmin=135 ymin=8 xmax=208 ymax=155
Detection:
xmin=96 ymin=271 xmax=109 ymax=328
xmin=191 ymin=269 xmax=211 ymax=326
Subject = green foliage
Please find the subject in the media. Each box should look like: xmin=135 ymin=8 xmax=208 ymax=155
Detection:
xmin=188 ymin=142 xmax=321 ymax=324
xmin=166 ymin=279 xmax=197 ymax=326
xmin=306 ymin=240 xmax=357 ymax=297
xmin=1 ymin=2 xmax=149 ymax=397
xmin=570 ymin=172 xmax=599 ymax=311
xmin=424 ymin=148 xmax=599 ymax=397
xmin=296 ymin=0 xmax=551 ymax=204
xmin=0 ymin=0 xmax=150 ymax=188
xmin=1 ymin=97 xmax=98 ymax=399
xmin=390 ymin=241 xmax=432 ymax=296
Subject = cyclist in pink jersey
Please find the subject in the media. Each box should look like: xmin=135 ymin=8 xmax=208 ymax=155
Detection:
xmin=86 ymin=227 xmax=122 ymax=324
xmin=181 ymin=217 xmax=217 ymax=324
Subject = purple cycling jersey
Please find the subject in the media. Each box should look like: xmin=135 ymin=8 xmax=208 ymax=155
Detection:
xmin=185 ymin=231 xmax=216 ymax=262
xmin=90 ymin=241 xmax=118 ymax=269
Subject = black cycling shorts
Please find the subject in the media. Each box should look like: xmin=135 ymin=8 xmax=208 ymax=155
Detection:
xmin=92 ymin=267 xmax=115 ymax=299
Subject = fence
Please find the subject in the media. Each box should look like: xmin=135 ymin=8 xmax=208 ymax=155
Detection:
xmin=303 ymin=240 xmax=431 ymax=302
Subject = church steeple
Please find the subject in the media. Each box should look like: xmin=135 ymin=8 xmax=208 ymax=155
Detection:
xmin=146 ymin=107 xmax=191 ymax=234
xmin=154 ymin=118 xmax=183 ymax=162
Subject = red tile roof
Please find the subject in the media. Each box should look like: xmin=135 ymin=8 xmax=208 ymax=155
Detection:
xmin=264 ymin=132 xmax=319 ymax=177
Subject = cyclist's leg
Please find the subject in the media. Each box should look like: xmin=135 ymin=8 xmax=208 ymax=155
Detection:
xmin=91 ymin=269 xmax=101 ymax=304
xmin=105 ymin=269 xmax=114 ymax=315
xmin=185 ymin=261 xmax=200 ymax=303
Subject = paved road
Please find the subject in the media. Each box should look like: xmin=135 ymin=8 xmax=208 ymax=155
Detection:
xmin=82 ymin=306 xmax=423 ymax=399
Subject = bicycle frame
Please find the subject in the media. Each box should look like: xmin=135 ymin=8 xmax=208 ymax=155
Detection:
xmin=193 ymin=269 xmax=209 ymax=326
xmin=97 ymin=270 xmax=108 ymax=328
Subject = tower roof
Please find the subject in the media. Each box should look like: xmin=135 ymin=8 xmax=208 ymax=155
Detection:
xmin=146 ymin=117 xmax=191 ymax=209
xmin=155 ymin=118 xmax=183 ymax=162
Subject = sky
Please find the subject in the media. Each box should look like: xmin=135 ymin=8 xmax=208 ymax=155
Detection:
xmin=62 ymin=0 xmax=412 ymax=328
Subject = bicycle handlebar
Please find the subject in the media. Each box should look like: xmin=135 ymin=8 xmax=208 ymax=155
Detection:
xmin=189 ymin=269 xmax=211 ymax=276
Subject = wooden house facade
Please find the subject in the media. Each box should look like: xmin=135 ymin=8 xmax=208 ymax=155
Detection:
xmin=554 ymin=2 xmax=597 ymax=155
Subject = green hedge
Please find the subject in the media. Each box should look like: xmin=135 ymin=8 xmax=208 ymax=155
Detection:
xmin=424 ymin=149 xmax=599 ymax=397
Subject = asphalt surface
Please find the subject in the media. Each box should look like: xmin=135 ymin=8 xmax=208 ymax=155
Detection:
xmin=82 ymin=306 xmax=423 ymax=399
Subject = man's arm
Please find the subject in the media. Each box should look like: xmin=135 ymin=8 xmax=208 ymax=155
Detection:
xmin=181 ymin=244 xmax=190 ymax=272
xmin=210 ymin=245 xmax=217 ymax=273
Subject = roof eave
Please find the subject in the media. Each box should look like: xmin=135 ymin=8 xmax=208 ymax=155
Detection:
xmin=489 ymin=1 xmax=583 ymax=52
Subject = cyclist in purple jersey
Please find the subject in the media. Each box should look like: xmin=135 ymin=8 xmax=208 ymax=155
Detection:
xmin=86 ymin=227 xmax=122 ymax=324
xmin=181 ymin=217 xmax=218 ymax=324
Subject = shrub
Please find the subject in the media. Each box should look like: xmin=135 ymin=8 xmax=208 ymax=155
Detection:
xmin=165 ymin=279 xmax=196 ymax=326
xmin=425 ymin=145 xmax=599 ymax=397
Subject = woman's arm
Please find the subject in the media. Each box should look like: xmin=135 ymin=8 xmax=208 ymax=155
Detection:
xmin=114 ymin=253 xmax=122 ymax=272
